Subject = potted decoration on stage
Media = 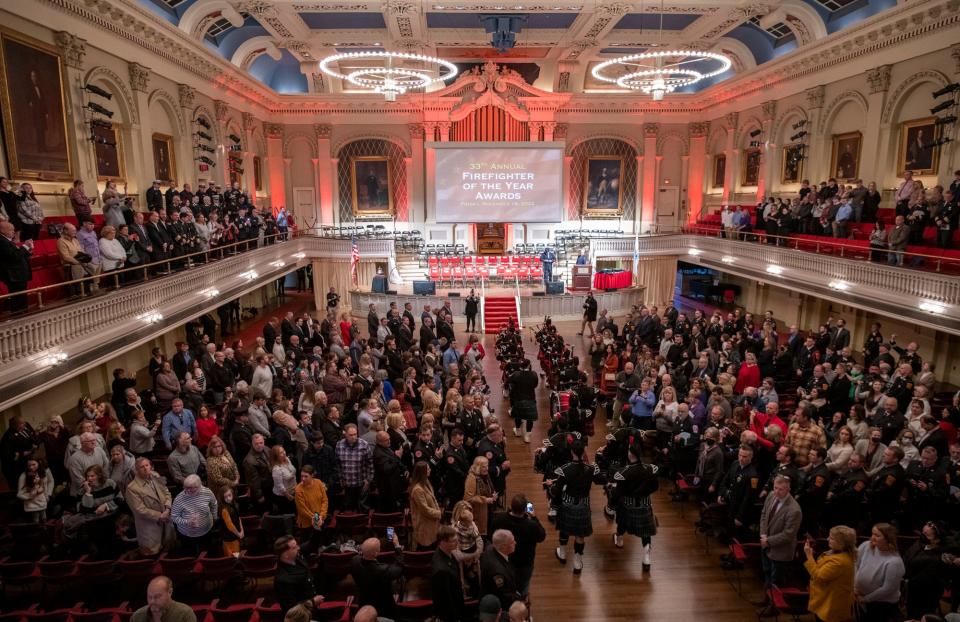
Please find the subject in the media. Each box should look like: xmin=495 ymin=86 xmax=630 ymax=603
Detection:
xmin=351 ymin=155 xmax=394 ymax=217
xmin=583 ymin=155 xmax=624 ymax=217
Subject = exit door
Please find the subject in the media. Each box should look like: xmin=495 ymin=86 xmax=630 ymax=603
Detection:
xmin=655 ymin=187 xmax=680 ymax=233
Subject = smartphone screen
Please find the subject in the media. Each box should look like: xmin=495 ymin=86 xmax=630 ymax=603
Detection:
xmin=526 ymin=502 xmax=534 ymax=513
xmin=386 ymin=527 xmax=395 ymax=540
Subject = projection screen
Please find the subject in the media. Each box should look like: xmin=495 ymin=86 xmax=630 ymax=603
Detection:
xmin=429 ymin=142 xmax=564 ymax=223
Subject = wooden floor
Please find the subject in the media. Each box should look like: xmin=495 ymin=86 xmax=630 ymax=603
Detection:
xmin=481 ymin=319 xmax=761 ymax=621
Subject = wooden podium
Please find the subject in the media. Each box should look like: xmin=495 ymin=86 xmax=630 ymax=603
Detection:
xmin=571 ymin=265 xmax=593 ymax=291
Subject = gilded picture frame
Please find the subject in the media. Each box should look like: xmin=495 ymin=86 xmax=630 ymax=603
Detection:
xmin=94 ymin=124 xmax=125 ymax=182
xmin=781 ymin=144 xmax=803 ymax=185
xmin=712 ymin=154 xmax=726 ymax=189
xmin=741 ymin=148 xmax=761 ymax=187
xmin=898 ymin=117 xmax=939 ymax=176
xmin=830 ymin=131 xmax=861 ymax=182
xmin=0 ymin=27 xmax=73 ymax=180
xmin=351 ymin=155 xmax=393 ymax=217
xmin=583 ymin=155 xmax=624 ymax=216
xmin=152 ymin=133 xmax=176 ymax=185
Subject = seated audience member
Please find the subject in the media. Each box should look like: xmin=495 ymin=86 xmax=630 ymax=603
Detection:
xmin=131 ymin=576 xmax=197 ymax=622
xmin=351 ymin=536 xmax=404 ymax=618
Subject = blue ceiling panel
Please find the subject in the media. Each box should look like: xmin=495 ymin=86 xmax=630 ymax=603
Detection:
xmin=726 ymin=24 xmax=776 ymax=65
xmin=216 ymin=23 xmax=271 ymax=61
xmin=299 ymin=12 xmax=387 ymax=28
xmin=612 ymin=13 xmax=700 ymax=30
xmin=248 ymin=49 xmax=308 ymax=94
xmin=425 ymin=12 xmax=578 ymax=28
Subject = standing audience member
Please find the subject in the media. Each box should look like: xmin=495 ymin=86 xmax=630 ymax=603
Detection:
xmin=803 ymin=525 xmax=858 ymax=622
xmin=855 ymin=523 xmax=905 ymax=622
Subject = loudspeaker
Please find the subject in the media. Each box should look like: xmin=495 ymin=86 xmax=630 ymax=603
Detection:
xmin=386 ymin=290 xmax=398 ymax=295
xmin=447 ymin=292 xmax=460 ymax=297
xmin=532 ymin=292 xmax=545 ymax=297
xmin=412 ymin=281 xmax=436 ymax=295
xmin=545 ymin=281 xmax=564 ymax=295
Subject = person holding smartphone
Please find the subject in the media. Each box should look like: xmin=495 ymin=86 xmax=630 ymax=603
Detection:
xmin=492 ymin=494 xmax=547 ymax=599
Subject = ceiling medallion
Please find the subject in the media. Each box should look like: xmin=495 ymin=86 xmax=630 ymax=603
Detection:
xmin=591 ymin=50 xmax=732 ymax=100
xmin=319 ymin=51 xmax=458 ymax=101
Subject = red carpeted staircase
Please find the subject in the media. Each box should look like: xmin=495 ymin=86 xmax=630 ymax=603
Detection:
xmin=483 ymin=296 xmax=518 ymax=334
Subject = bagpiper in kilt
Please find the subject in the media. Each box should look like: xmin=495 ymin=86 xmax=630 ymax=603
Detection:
xmin=607 ymin=442 xmax=660 ymax=571
xmin=548 ymin=438 xmax=605 ymax=574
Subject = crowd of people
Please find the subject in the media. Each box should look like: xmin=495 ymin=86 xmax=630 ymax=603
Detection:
xmin=560 ymin=298 xmax=960 ymax=621
xmin=0 ymin=292 xmax=548 ymax=622
xmin=0 ymin=177 xmax=290 ymax=312
xmin=717 ymin=170 xmax=960 ymax=264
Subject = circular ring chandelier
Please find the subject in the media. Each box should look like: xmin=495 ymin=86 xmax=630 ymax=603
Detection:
xmin=319 ymin=51 xmax=458 ymax=101
xmin=592 ymin=50 xmax=732 ymax=100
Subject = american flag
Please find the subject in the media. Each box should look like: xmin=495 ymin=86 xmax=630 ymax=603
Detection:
xmin=350 ymin=236 xmax=359 ymax=286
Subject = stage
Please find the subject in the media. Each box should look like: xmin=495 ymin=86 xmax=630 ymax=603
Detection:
xmin=349 ymin=283 xmax=645 ymax=323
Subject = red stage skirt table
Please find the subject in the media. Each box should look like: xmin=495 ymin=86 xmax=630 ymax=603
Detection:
xmin=593 ymin=270 xmax=631 ymax=290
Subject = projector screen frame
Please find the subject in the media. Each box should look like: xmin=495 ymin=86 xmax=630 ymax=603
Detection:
xmin=426 ymin=141 xmax=566 ymax=224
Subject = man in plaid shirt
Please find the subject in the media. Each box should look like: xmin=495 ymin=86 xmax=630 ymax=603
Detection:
xmin=336 ymin=423 xmax=373 ymax=511
xmin=784 ymin=404 xmax=827 ymax=466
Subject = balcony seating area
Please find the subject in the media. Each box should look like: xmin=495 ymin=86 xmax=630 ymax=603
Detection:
xmin=690 ymin=206 xmax=960 ymax=273
xmin=425 ymin=255 xmax=543 ymax=286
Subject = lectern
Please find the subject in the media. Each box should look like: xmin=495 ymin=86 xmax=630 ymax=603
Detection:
xmin=571 ymin=265 xmax=593 ymax=291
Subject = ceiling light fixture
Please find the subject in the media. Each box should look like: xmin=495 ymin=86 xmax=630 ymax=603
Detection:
xmin=319 ymin=51 xmax=458 ymax=101
xmin=590 ymin=0 xmax=730 ymax=100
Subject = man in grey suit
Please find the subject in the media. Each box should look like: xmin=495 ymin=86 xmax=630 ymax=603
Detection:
xmin=757 ymin=475 xmax=802 ymax=616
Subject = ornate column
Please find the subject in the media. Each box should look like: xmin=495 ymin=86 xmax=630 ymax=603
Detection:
xmin=128 ymin=61 xmax=155 ymax=187
xmin=315 ymin=124 xmax=335 ymax=226
xmin=804 ymin=86 xmax=827 ymax=183
xmin=264 ymin=123 xmax=286 ymax=217
xmin=542 ymin=122 xmax=557 ymax=142
xmin=679 ymin=154 xmax=690 ymax=229
xmin=178 ymin=85 xmax=198 ymax=188
xmin=641 ymin=123 xmax=658 ymax=232
xmin=330 ymin=157 xmax=340 ymax=225
xmin=528 ymin=121 xmax=543 ymax=142
xmin=241 ymin=112 xmax=257 ymax=196
xmin=213 ymin=100 xmax=231 ymax=186
xmin=686 ymin=121 xmax=709 ymax=224
xmin=54 ymin=32 xmax=96 ymax=189
xmin=756 ymin=101 xmax=777 ymax=201
xmin=861 ymin=66 xmax=891 ymax=184
xmin=437 ymin=122 xmax=451 ymax=142
xmin=408 ymin=123 xmax=425 ymax=224
xmin=634 ymin=154 xmax=643 ymax=233
xmin=722 ymin=112 xmax=738 ymax=204
xmin=310 ymin=158 xmax=321 ymax=229
xmin=554 ymin=123 xmax=571 ymax=220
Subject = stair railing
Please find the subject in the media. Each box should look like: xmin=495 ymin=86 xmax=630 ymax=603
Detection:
xmin=513 ymin=274 xmax=522 ymax=330
xmin=479 ymin=271 xmax=486 ymax=332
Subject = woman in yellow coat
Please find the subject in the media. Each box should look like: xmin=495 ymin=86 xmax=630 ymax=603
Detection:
xmin=803 ymin=525 xmax=858 ymax=622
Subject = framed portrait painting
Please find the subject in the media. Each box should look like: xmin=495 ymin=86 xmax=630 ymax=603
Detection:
xmin=152 ymin=133 xmax=176 ymax=185
xmin=781 ymin=144 xmax=803 ymax=185
xmin=898 ymin=117 xmax=939 ymax=176
xmin=351 ymin=156 xmax=393 ymax=217
xmin=583 ymin=156 xmax=623 ymax=216
xmin=830 ymin=131 xmax=861 ymax=182
xmin=93 ymin=124 xmax=124 ymax=181
xmin=741 ymin=148 xmax=761 ymax=187
xmin=712 ymin=154 xmax=726 ymax=189
xmin=0 ymin=28 xmax=73 ymax=180
xmin=253 ymin=155 xmax=263 ymax=191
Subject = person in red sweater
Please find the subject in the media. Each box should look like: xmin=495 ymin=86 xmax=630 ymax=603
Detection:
xmin=734 ymin=352 xmax=762 ymax=394
xmin=195 ymin=404 xmax=221 ymax=451
xmin=748 ymin=402 xmax=788 ymax=451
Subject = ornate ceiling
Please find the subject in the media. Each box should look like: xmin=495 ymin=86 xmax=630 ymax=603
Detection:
xmin=139 ymin=0 xmax=897 ymax=95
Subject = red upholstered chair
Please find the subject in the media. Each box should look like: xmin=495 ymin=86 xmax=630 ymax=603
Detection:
xmin=317 ymin=552 xmax=357 ymax=586
xmin=394 ymin=600 xmax=433 ymax=622
xmin=209 ymin=600 xmax=255 ymax=622
xmin=25 ymin=605 xmax=82 ymax=622
xmin=451 ymin=264 xmax=464 ymax=286
xmin=0 ymin=557 xmax=38 ymax=596
xmin=767 ymin=586 xmax=810 ymax=620
xmin=328 ymin=511 xmax=369 ymax=541
xmin=71 ymin=603 xmax=131 ymax=622
xmin=238 ymin=552 xmax=277 ymax=581
xmin=253 ymin=599 xmax=283 ymax=622
xmin=313 ymin=597 xmax=355 ymax=622
xmin=37 ymin=557 xmax=78 ymax=598
xmin=158 ymin=554 xmax=198 ymax=585
xmin=195 ymin=553 xmax=239 ymax=594
xmin=428 ymin=264 xmax=441 ymax=282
